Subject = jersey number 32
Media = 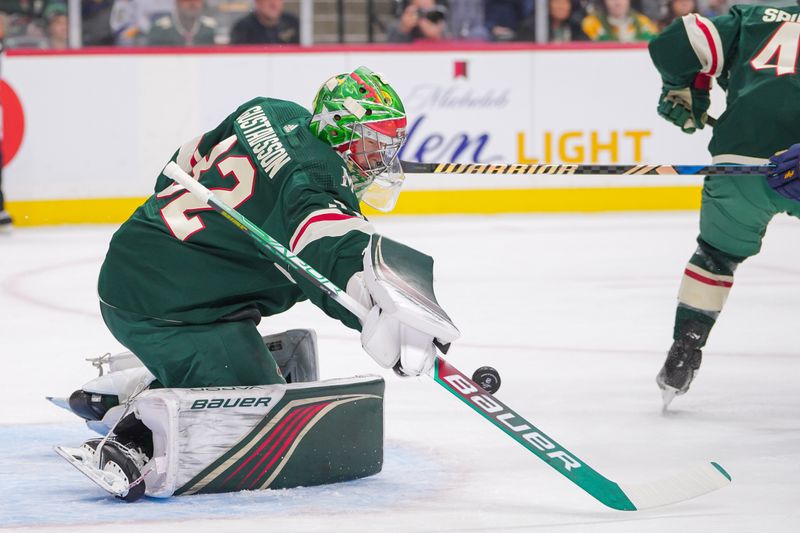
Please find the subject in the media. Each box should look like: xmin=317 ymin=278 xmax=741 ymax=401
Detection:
xmin=157 ymin=135 xmax=256 ymax=241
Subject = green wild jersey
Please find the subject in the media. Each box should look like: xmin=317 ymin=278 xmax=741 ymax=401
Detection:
xmin=649 ymin=5 xmax=800 ymax=162
xmin=146 ymin=14 xmax=217 ymax=47
xmin=98 ymin=97 xmax=372 ymax=329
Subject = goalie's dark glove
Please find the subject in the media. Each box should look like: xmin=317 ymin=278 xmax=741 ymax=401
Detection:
xmin=657 ymin=74 xmax=712 ymax=134
xmin=767 ymin=144 xmax=800 ymax=201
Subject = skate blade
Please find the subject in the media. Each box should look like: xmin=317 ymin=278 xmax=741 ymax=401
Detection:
xmin=660 ymin=387 xmax=679 ymax=413
xmin=46 ymin=396 xmax=71 ymax=412
xmin=54 ymin=445 xmax=130 ymax=498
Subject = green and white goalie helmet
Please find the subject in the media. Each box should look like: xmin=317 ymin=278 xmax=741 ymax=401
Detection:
xmin=310 ymin=66 xmax=408 ymax=212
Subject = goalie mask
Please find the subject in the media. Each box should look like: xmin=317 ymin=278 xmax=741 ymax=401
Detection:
xmin=310 ymin=66 xmax=407 ymax=212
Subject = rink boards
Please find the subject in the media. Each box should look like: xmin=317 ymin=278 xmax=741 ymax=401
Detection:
xmin=1 ymin=44 xmax=720 ymax=225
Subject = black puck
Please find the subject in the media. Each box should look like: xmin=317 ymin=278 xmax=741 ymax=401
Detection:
xmin=472 ymin=366 xmax=501 ymax=394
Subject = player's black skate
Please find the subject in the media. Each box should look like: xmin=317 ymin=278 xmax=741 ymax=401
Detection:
xmin=656 ymin=320 xmax=711 ymax=411
xmin=0 ymin=210 xmax=12 ymax=233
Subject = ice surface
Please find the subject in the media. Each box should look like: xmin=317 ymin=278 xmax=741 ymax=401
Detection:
xmin=1 ymin=212 xmax=798 ymax=532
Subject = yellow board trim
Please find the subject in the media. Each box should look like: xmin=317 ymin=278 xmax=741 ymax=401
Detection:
xmin=6 ymin=187 xmax=702 ymax=226
xmin=6 ymin=197 xmax=147 ymax=226
xmin=364 ymin=186 xmax=702 ymax=215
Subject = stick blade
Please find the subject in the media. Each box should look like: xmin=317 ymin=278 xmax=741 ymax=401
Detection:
xmin=618 ymin=462 xmax=731 ymax=510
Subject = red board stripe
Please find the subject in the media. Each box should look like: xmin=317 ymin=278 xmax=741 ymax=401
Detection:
xmin=5 ymin=42 xmax=648 ymax=58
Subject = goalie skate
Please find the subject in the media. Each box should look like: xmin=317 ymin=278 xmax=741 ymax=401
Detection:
xmin=55 ymin=438 xmax=148 ymax=502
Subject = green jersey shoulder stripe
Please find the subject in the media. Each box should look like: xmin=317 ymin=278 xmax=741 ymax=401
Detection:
xmin=289 ymin=208 xmax=374 ymax=254
xmin=682 ymin=14 xmax=725 ymax=76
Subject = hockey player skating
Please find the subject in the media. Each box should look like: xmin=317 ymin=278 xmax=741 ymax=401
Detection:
xmin=54 ymin=66 xmax=460 ymax=501
xmin=650 ymin=5 xmax=800 ymax=408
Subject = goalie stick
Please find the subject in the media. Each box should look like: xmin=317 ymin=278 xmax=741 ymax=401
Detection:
xmin=399 ymin=160 xmax=774 ymax=177
xmin=162 ymin=161 xmax=731 ymax=511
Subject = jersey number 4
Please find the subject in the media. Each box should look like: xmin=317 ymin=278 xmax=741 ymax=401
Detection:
xmin=157 ymin=136 xmax=256 ymax=241
xmin=750 ymin=22 xmax=800 ymax=76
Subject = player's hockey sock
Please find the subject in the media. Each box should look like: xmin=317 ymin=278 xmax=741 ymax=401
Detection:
xmin=673 ymin=237 xmax=745 ymax=343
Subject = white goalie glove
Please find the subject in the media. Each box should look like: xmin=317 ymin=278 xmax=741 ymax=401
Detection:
xmin=347 ymin=273 xmax=437 ymax=375
xmin=347 ymin=235 xmax=460 ymax=376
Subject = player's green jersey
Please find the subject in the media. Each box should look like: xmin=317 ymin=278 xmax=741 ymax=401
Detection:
xmin=649 ymin=5 xmax=800 ymax=162
xmin=99 ymin=97 xmax=372 ymax=329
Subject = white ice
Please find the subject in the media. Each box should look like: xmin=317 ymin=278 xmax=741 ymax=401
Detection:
xmin=1 ymin=212 xmax=798 ymax=532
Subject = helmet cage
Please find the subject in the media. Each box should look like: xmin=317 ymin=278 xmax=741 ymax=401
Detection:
xmin=343 ymin=121 xmax=406 ymax=212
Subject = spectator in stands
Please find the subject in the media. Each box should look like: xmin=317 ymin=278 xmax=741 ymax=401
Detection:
xmin=146 ymin=0 xmax=217 ymax=46
xmin=110 ymin=0 xmax=170 ymax=45
xmin=698 ymin=0 xmax=727 ymax=18
xmin=204 ymin=0 xmax=250 ymax=44
xmin=658 ymin=0 xmax=695 ymax=29
xmin=0 ymin=0 xmax=46 ymax=48
xmin=386 ymin=0 xmax=448 ymax=43
xmin=637 ymin=0 xmax=664 ymax=23
xmin=44 ymin=3 xmax=68 ymax=49
xmin=581 ymin=0 xmax=657 ymax=42
xmin=82 ymin=0 xmax=115 ymax=46
xmin=448 ymin=0 xmax=489 ymax=40
xmin=229 ymin=0 xmax=299 ymax=45
xmin=517 ymin=0 xmax=589 ymax=42
xmin=485 ymin=0 xmax=531 ymax=41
